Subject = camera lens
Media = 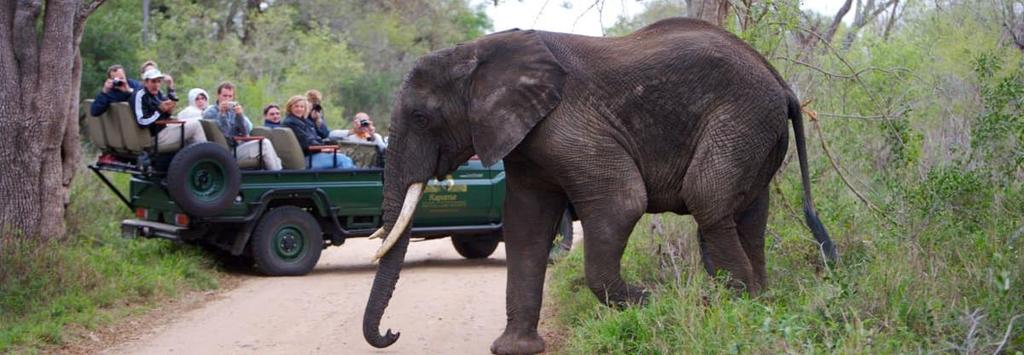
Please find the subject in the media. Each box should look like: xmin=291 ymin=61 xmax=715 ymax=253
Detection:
xmin=360 ymin=120 xmax=370 ymax=127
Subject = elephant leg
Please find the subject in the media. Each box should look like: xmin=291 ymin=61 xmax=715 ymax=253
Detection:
xmin=572 ymin=174 xmax=648 ymax=307
xmin=684 ymin=115 xmax=777 ymax=295
xmin=734 ymin=187 xmax=769 ymax=288
xmin=696 ymin=218 xmax=760 ymax=294
xmin=581 ymin=207 xmax=648 ymax=307
xmin=491 ymin=165 xmax=567 ymax=355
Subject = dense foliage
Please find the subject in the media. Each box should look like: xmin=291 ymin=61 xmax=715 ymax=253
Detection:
xmin=548 ymin=0 xmax=1024 ymax=353
xmin=80 ymin=0 xmax=492 ymax=130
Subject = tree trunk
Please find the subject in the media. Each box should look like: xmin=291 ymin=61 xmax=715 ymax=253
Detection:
xmin=687 ymin=0 xmax=730 ymax=27
xmin=142 ymin=0 xmax=150 ymax=45
xmin=0 ymin=0 xmax=105 ymax=241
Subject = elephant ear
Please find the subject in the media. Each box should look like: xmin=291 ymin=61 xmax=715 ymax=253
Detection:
xmin=466 ymin=30 xmax=567 ymax=166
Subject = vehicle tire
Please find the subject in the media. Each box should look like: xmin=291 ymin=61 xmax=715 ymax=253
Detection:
xmin=549 ymin=208 xmax=574 ymax=262
xmin=166 ymin=142 xmax=240 ymax=217
xmin=249 ymin=207 xmax=323 ymax=276
xmin=451 ymin=234 xmax=500 ymax=259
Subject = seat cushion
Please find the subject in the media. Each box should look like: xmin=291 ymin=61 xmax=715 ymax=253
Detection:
xmin=82 ymin=100 xmax=109 ymax=151
xmin=110 ymin=102 xmax=166 ymax=153
xmin=200 ymin=119 xmax=230 ymax=149
xmin=251 ymin=127 xmax=272 ymax=138
xmin=101 ymin=103 xmax=127 ymax=153
xmin=270 ymin=128 xmax=306 ymax=170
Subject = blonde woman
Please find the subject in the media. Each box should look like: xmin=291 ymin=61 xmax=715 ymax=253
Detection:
xmin=282 ymin=95 xmax=352 ymax=169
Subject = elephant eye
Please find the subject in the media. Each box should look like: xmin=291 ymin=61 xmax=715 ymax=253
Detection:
xmin=412 ymin=111 xmax=430 ymax=128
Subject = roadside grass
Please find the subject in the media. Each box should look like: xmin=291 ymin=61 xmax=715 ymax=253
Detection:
xmin=547 ymin=176 xmax=1024 ymax=354
xmin=0 ymin=163 xmax=223 ymax=353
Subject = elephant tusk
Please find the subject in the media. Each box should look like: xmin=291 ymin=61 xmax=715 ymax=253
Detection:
xmin=367 ymin=228 xmax=386 ymax=240
xmin=444 ymin=178 xmax=455 ymax=190
xmin=373 ymin=183 xmax=424 ymax=263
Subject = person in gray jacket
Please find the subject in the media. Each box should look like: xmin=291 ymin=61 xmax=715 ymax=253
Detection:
xmin=202 ymin=82 xmax=282 ymax=170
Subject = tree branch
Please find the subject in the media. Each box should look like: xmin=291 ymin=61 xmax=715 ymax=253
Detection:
xmin=824 ymin=0 xmax=853 ymax=44
xmin=80 ymin=0 xmax=106 ymax=19
xmin=804 ymin=106 xmax=900 ymax=226
xmin=882 ymin=0 xmax=900 ymax=40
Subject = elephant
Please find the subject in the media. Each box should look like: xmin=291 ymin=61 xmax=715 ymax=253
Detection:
xmin=362 ymin=17 xmax=838 ymax=354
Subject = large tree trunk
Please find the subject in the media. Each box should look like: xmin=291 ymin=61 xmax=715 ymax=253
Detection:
xmin=687 ymin=0 xmax=730 ymax=27
xmin=0 ymin=0 xmax=105 ymax=241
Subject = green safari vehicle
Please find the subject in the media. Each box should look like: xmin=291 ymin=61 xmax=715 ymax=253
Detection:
xmin=83 ymin=101 xmax=574 ymax=276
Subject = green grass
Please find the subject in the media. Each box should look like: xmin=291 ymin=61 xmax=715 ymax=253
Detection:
xmin=547 ymin=175 xmax=1024 ymax=354
xmin=0 ymin=163 xmax=223 ymax=353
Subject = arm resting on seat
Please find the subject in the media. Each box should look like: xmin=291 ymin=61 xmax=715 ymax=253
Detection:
xmin=308 ymin=145 xmax=338 ymax=152
xmin=233 ymin=136 xmax=266 ymax=142
xmin=154 ymin=119 xmax=186 ymax=125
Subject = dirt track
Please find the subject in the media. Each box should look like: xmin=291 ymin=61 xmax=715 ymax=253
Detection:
xmin=101 ymin=227 xmax=577 ymax=355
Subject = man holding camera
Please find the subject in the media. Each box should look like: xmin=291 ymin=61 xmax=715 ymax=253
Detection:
xmin=331 ymin=112 xmax=387 ymax=150
xmin=202 ymin=82 xmax=283 ymax=171
xmin=90 ymin=64 xmax=144 ymax=117
xmin=131 ymin=68 xmax=206 ymax=148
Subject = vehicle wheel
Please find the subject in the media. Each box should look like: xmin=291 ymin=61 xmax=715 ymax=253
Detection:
xmin=549 ymin=208 xmax=574 ymax=262
xmin=249 ymin=207 xmax=323 ymax=276
xmin=451 ymin=234 xmax=500 ymax=259
xmin=166 ymin=142 xmax=240 ymax=217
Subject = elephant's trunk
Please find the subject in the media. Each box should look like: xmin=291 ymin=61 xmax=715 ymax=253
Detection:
xmin=362 ymin=176 xmax=423 ymax=348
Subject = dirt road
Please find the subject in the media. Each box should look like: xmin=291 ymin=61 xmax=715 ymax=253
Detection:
xmin=102 ymin=231 xmax=565 ymax=355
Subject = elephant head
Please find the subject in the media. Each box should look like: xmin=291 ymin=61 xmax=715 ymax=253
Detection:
xmin=362 ymin=29 xmax=567 ymax=348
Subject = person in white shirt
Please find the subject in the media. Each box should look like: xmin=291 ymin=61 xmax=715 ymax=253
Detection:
xmin=176 ymin=88 xmax=209 ymax=121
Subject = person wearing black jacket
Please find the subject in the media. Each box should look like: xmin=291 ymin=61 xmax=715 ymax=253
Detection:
xmin=281 ymin=95 xmax=352 ymax=169
xmin=130 ymin=68 xmax=206 ymax=149
xmin=90 ymin=64 xmax=143 ymax=117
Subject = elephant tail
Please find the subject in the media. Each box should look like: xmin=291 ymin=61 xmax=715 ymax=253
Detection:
xmin=787 ymin=95 xmax=838 ymax=262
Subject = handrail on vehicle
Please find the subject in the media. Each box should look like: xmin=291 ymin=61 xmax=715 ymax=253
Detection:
xmin=88 ymin=164 xmax=134 ymax=211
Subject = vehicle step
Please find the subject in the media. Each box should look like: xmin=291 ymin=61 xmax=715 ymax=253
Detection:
xmin=121 ymin=219 xmax=186 ymax=241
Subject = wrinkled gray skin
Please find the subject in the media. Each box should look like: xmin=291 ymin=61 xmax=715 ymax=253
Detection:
xmin=363 ymin=17 xmax=837 ymax=354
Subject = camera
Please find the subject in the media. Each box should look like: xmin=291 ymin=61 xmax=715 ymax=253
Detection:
xmin=359 ymin=118 xmax=370 ymax=127
xmin=112 ymin=79 xmax=125 ymax=87
xmin=167 ymin=88 xmax=179 ymax=102
xmin=312 ymin=103 xmax=323 ymax=112
xmin=227 ymin=101 xmax=238 ymax=109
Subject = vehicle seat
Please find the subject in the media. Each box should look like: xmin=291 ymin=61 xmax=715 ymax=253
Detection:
xmin=109 ymin=102 xmax=181 ymax=153
xmin=82 ymin=99 xmax=110 ymax=151
xmin=251 ymin=127 xmax=272 ymax=138
xmin=335 ymin=142 xmax=381 ymax=168
xmin=269 ymin=128 xmax=307 ymax=170
xmin=200 ymin=119 xmax=229 ymax=149
xmin=101 ymin=103 xmax=127 ymax=153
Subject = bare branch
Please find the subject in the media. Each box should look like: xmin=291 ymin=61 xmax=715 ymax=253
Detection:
xmin=842 ymin=0 xmax=898 ymax=48
xmin=824 ymin=0 xmax=853 ymax=44
xmin=882 ymin=0 xmax=900 ymax=40
xmin=805 ymin=106 xmax=899 ymax=226
xmin=993 ymin=314 xmax=1024 ymax=354
xmin=80 ymin=0 xmax=106 ymax=19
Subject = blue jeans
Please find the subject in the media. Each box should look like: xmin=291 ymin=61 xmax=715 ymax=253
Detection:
xmin=310 ymin=152 xmax=353 ymax=169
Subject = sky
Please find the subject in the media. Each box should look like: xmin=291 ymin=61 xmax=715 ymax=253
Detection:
xmin=476 ymin=0 xmax=850 ymax=36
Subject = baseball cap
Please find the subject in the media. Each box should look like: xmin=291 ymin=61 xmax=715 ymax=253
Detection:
xmin=142 ymin=68 xmax=164 ymax=80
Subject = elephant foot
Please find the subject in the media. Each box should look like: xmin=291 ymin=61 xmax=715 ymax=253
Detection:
xmin=490 ymin=328 xmax=545 ymax=354
xmin=595 ymin=285 xmax=651 ymax=309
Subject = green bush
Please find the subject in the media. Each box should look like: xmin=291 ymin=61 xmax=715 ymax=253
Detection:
xmin=0 ymin=161 xmax=221 ymax=352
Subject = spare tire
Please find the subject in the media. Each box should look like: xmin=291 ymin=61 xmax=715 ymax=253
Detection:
xmin=166 ymin=142 xmax=240 ymax=217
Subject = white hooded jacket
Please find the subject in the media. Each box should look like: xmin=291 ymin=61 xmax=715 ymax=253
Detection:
xmin=176 ymin=88 xmax=209 ymax=121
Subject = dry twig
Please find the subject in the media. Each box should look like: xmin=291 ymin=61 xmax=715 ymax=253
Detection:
xmin=802 ymin=102 xmax=901 ymax=227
